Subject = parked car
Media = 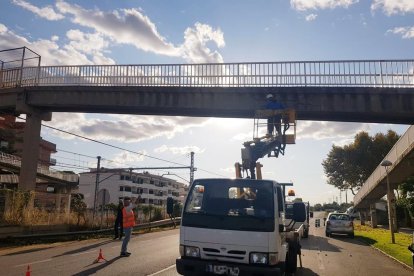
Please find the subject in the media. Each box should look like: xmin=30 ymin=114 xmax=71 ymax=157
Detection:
xmin=325 ymin=212 xmax=354 ymax=238
xmin=346 ymin=207 xmax=360 ymax=220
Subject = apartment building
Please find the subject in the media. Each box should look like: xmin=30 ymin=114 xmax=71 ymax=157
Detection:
xmin=79 ymin=169 xmax=188 ymax=208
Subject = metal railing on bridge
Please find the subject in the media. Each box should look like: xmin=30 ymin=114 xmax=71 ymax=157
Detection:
xmin=0 ymin=151 xmax=79 ymax=183
xmin=1 ymin=59 xmax=414 ymax=88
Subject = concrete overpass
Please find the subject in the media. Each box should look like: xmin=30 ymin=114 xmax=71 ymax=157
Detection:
xmin=354 ymin=125 xmax=414 ymax=210
xmin=1 ymin=60 xmax=414 ymax=124
xmin=1 ymin=49 xmax=414 ymax=191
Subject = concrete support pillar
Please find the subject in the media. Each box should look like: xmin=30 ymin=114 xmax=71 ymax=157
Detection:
xmin=19 ymin=112 xmax=43 ymax=191
xmin=370 ymin=204 xmax=378 ymax=228
xmin=360 ymin=210 xmax=366 ymax=226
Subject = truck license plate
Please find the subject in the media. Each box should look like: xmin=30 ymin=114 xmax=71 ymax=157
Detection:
xmin=206 ymin=265 xmax=240 ymax=276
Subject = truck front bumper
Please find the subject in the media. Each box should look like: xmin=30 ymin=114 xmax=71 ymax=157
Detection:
xmin=176 ymin=258 xmax=282 ymax=276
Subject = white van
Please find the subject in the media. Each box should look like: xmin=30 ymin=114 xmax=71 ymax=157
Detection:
xmin=176 ymin=178 xmax=303 ymax=276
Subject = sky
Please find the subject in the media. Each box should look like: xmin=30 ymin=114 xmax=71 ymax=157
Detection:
xmin=0 ymin=0 xmax=413 ymax=205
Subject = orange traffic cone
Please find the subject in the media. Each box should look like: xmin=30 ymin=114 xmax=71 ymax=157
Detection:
xmin=25 ymin=264 xmax=31 ymax=276
xmin=93 ymin=249 xmax=107 ymax=263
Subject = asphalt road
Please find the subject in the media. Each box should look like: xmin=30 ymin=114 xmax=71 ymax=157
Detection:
xmin=0 ymin=213 xmax=412 ymax=276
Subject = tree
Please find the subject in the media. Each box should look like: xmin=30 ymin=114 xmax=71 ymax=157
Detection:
xmin=322 ymin=130 xmax=400 ymax=195
xmin=313 ymin=203 xmax=322 ymax=211
xmin=397 ymin=177 xmax=414 ymax=227
xmin=71 ymin=194 xmax=87 ymax=226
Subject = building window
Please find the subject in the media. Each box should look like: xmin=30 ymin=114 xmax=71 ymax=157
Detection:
xmin=149 ymin=189 xmax=154 ymax=194
xmin=124 ymin=186 xmax=131 ymax=192
xmin=119 ymin=186 xmax=124 ymax=191
xmin=150 ymin=180 xmax=154 ymax=184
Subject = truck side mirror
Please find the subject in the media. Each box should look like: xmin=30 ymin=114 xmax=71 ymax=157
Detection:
xmin=167 ymin=197 xmax=174 ymax=215
xmin=293 ymin=202 xmax=306 ymax=222
xmin=310 ymin=211 xmax=314 ymax=218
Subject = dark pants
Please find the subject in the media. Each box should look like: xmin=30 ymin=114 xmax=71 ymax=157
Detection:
xmin=114 ymin=218 xmax=123 ymax=239
xmin=267 ymin=115 xmax=282 ymax=136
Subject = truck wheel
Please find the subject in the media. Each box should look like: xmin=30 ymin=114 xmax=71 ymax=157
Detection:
xmin=303 ymin=229 xmax=309 ymax=238
xmin=286 ymin=243 xmax=298 ymax=273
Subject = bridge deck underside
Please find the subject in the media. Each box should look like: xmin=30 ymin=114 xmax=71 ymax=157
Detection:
xmin=1 ymin=86 xmax=414 ymax=124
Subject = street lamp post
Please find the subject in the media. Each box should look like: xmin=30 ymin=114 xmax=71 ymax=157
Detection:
xmin=381 ymin=160 xmax=395 ymax=244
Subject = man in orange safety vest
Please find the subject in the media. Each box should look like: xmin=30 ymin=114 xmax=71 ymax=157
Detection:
xmin=120 ymin=196 xmax=139 ymax=257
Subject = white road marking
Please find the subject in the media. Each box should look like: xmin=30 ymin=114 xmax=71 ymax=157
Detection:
xmin=317 ymin=251 xmax=325 ymax=271
xmin=147 ymin=264 xmax=176 ymax=276
xmin=70 ymin=250 xmax=98 ymax=256
xmin=15 ymin=258 xmax=53 ymax=268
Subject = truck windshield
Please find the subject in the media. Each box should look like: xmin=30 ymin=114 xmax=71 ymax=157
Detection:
xmin=182 ymin=179 xmax=275 ymax=232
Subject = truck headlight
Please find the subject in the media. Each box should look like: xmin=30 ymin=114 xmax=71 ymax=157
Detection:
xmin=184 ymin=246 xmax=200 ymax=258
xmin=250 ymin=252 xmax=268 ymax=264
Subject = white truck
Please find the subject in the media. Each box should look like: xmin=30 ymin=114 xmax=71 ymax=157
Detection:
xmin=176 ymin=178 xmax=305 ymax=276
xmin=285 ymin=201 xmax=310 ymax=238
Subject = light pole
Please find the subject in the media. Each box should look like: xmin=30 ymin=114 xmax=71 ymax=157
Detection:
xmin=381 ymin=160 xmax=395 ymax=244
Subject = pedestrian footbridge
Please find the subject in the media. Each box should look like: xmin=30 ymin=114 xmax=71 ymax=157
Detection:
xmin=354 ymin=125 xmax=414 ymax=209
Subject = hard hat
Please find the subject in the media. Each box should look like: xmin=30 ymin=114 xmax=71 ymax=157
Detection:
xmin=287 ymin=189 xmax=295 ymax=196
xmin=266 ymin=94 xmax=274 ymax=99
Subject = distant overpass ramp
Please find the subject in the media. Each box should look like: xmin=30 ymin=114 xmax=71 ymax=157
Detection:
xmin=354 ymin=125 xmax=414 ymax=208
xmin=0 ymin=151 xmax=79 ymax=185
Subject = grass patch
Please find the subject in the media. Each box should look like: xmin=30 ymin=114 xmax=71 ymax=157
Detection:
xmin=354 ymin=224 xmax=413 ymax=267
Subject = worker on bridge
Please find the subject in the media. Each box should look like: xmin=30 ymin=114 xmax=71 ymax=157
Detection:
xmin=264 ymin=94 xmax=285 ymax=137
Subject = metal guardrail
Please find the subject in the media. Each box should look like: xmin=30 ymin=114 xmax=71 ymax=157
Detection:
xmin=354 ymin=125 xmax=414 ymax=206
xmin=1 ymin=60 xmax=414 ymax=88
xmin=5 ymin=218 xmax=181 ymax=239
xmin=0 ymin=151 xmax=79 ymax=183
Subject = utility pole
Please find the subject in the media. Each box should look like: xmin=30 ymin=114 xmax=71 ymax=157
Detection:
xmin=190 ymin=151 xmax=195 ymax=185
xmin=93 ymin=156 xmax=101 ymax=221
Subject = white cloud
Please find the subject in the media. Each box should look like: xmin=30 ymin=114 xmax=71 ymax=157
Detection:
xmin=305 ymin=14 xmax=318 ymax=21
xmin=181 ymin=22 xmax=225 ymax=63
xmin=387 ymin=26 xmax=414 ymax=39
xmin=232 ymin=132 xmax=254 ymax=141
xmin=297 ymin=121 xmax=371 ymax=140
xmin=102 ymin=151 xmax=146 ymax=168
xmin=154 ymin=145 xmax=205 ymax=155
xmin=56 ymin=1 xmax=179 ymax=57
xmin=371 ymin=0 xmax=414 ymax=15
xmin=12 ymin=0 xmax=64 ymax=21
xmin=291 ymin=0 xmax=358 ymax=11
xmin=0 ymin=24 xmax=114 ymax=66
xmin=55 ymin=1 xmax=224 ymax=63
xmin=46 ymin=113 xmax=210 ymax=143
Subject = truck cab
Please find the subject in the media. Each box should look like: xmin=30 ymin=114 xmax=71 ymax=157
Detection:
xmin=176 ymin=178 xmax=297 ymax=276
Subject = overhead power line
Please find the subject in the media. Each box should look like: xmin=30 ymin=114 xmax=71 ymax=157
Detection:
xmin=12 ymin=115 xmax=226 ymax=178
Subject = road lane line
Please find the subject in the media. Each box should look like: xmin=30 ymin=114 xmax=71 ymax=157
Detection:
xmin=147 ymin=264 xmax=176 ymax=276
xmin=70 ymin=250 xmax=98 ymax=256
xmin=317 ymin=251 xmax=325 ymax=271
xmin=15 ymin=258 xmax=53 ymax=268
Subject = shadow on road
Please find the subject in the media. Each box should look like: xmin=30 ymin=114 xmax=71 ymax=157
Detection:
xmin=301 ymin=235 xmax=341 ymax=252
xmin=72 ymin=256 xmax=122 ymax=276
xmin=3 ymin=246 xmax=56 ymax=256
xmin=295 ymin=267 xmax=319 ymax=276
xmin=53 ymin=240 xmax=113 ymax=257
